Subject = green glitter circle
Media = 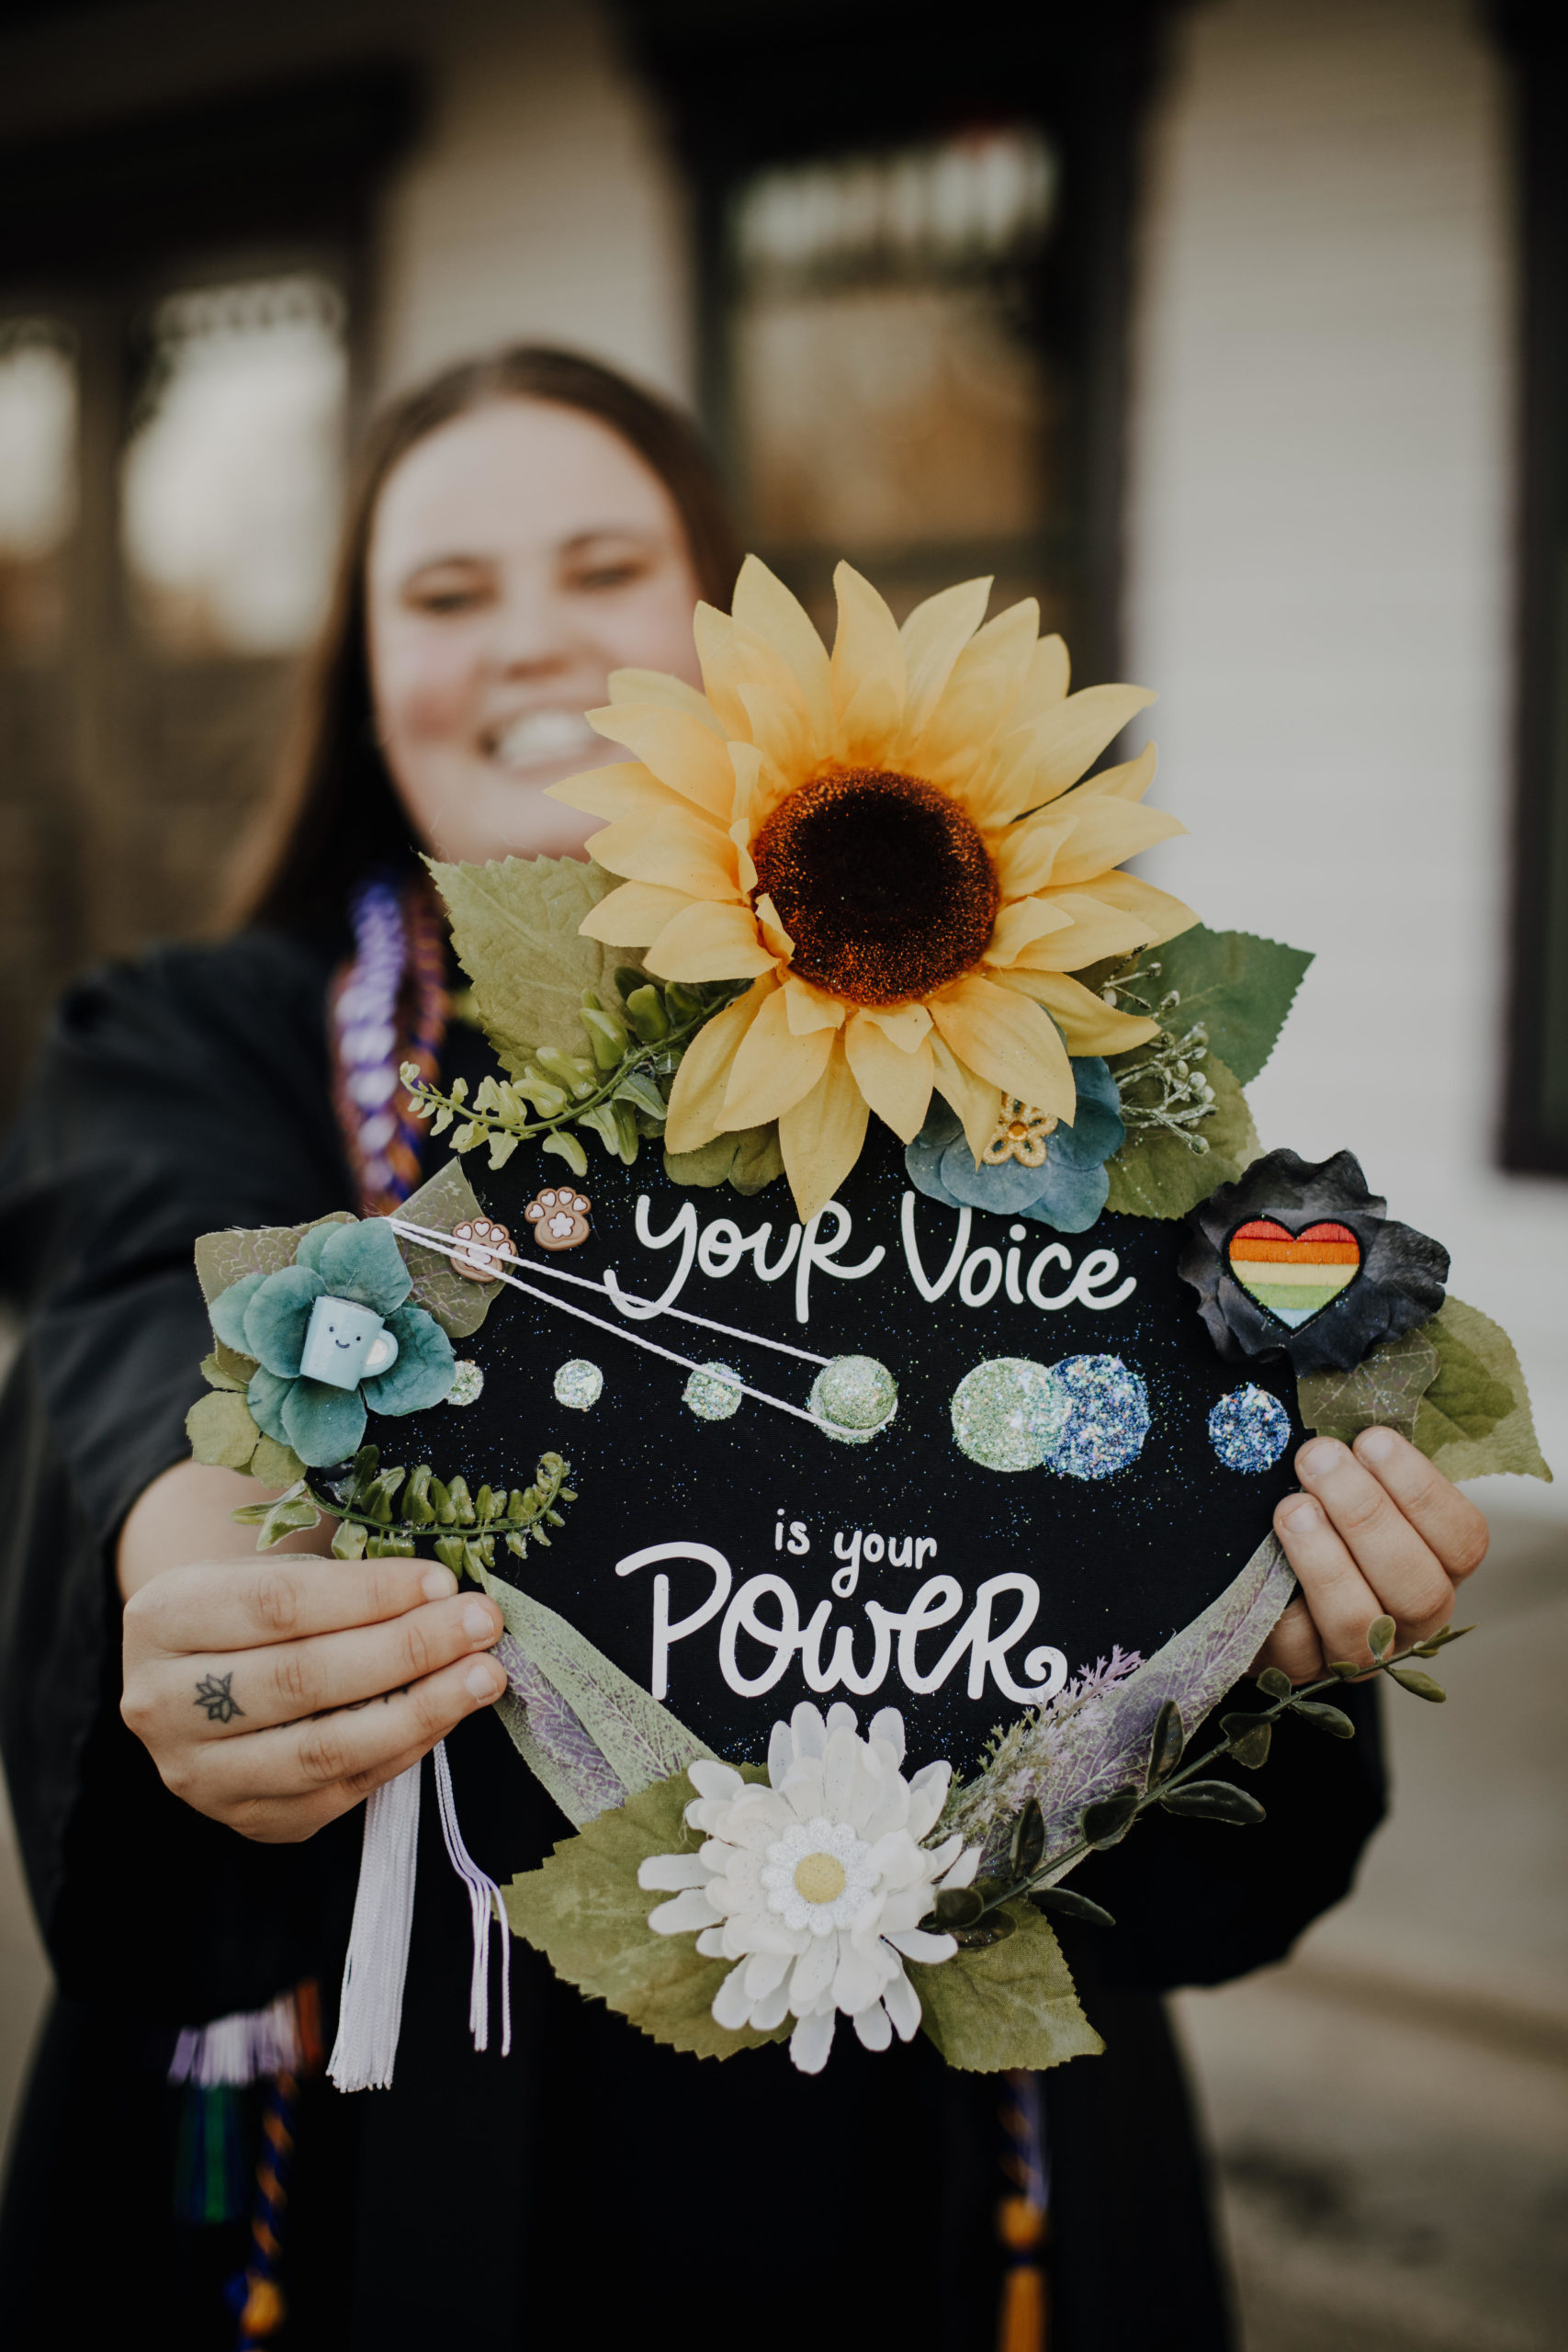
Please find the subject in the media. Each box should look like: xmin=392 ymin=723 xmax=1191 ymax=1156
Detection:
xmin=553 ymin=1359 xmax=603 ymax=1412
xmin=446 ymin=1361 xmax=484 ymax=1408
xmin=950 ymin=1359 xmax=1068 ymax=1472
xmin=808 ymin=1354 xmax=898 ymax=1443
xmin=683 ymin=1361 xmax=743 ymax=1421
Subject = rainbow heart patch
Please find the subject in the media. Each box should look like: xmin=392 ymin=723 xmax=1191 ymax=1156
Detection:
xmin=1228 ymin=1219 xmax=1359 ymax=1328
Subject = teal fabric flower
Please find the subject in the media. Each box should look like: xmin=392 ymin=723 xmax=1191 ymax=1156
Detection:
xmin=905 ymin=1058 xmax=1126 ymax=1234
xmin=208 ymin=1219 xmax=455 ymax=1467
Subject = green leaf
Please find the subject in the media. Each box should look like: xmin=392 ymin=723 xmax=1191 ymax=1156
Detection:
xmin=931 ymin=1885 xmax=986 ymax=1929
xmin=1255 ymin=1666 xmax=1292 ymax=1702
xmin=1138 ymin=923 xmax=1314 ymax=1085
xmin=1220 ymin=1711 xmax=1273 ymax=1770
xmin=394 ymin=1159 xmax=497 ymax=1339
xmin=542 ymin=1128 xmax=590 ymax=1178
xmin=503 ymin=1767 xmax=787 ymax=2060
xmin=193 ymin=1212 xmax=355 ymax=1308
xmin=1410 ymin=1297 xmax=1552 ymax=1483
xmin=1297 ymin=1329 xmax=1442 ymax=1446
xmin=256 ymin=1492 xmax=322 ymax=1550
xmin=1368 ymin=1613 xmax=1396 ymax=1661
xmin=1158 ymin=1779 xmax=1267 ymax=1825
xmin=1082 ymin=1788 xmax=1141 ymax=1848
xmin=1103 ymin=1052 xmax=1259 ymax=1219
xmin=664 ymin=1121 xmax=785 ymax=1196
xmin=198 ymin=1347 xmax=253 ymax=1392
xmin=1290 ymin=1699 xmax=1356 ymax=1738
xmin=1388 ymin=1667 xmax=1447 ymax=1702
xmin=908 ymin=1902 xmax=1103 ymax=2072
xmin=1145 ymin=1698 xmax=1184 ymax=1788
xmin=1010 ymin=1796 xmax=1045 ymax=1878
xmin=250 ymin=1434 xmax=307 ymax=1487
xmin=186 ymin=1389 xmax=260 ymax=1471
xmin=428 ymin=854 xmax=628 ymax=1073
xmin=332 ymin=1519 xmax=369 ymax=1560
xmin=1027 ymin=1885 xmax=1117 ymax=1929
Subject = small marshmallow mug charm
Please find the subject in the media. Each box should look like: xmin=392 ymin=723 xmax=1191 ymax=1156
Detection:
xmin=525 ymin=1188 xmax=592 ymax=1251
xmin=299 ymin=1295 xmax=400 ymax=1391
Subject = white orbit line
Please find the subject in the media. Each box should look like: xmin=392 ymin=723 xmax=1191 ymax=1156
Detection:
xmin=387 ymin=1219 xmax=826 ymax=1428
xmin=385 ymin=1215 xmax=831 ymax=1367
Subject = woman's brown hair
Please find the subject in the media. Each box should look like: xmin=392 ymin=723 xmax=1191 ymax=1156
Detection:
xmin=233 ymin=345 xmax=741 ymax=933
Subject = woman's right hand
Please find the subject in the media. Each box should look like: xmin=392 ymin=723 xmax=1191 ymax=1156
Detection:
xmin=121 ymin=1546 xmax=507 ymax=1844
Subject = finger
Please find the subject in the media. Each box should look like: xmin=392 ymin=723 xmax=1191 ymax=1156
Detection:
xmin=1349 ymin=1428 xmax=1489 ymax=1585
xmin=1250 ymin=1594 xmax=1325 ymax=1684
xmin=1272 ymin=1488 xmax=1385 ymax=1668
xmin=223 ymin=1736 xmax=446 ymax=1845
xmin=128 ymin=1592 xmax=504 ymax=1744
xmin=164 ymin=1651 xmax=509 ymax=1812
xmin=1293 ymin=1437 xmax=1455 ymax=1641
xmin=125 ymin=1555 xmax=462 ymax=1664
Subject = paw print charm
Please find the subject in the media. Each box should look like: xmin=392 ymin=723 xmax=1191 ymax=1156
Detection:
xmin=525 ymin=1188 xmax=592 ymax=1251
xmin=449 ymin=1217 xmax=513 ymax=1283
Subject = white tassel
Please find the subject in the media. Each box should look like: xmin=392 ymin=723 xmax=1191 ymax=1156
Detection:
xmin=168 ymin=1989 xmax=305 ymax=2087
xmin=433 ymin=1738 xmax=512 ymax=2057
xmin=328 ymin=1757 xmax=423 ymax=2092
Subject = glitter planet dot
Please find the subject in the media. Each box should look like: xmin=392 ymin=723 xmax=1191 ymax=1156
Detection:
xmin=1208 ymin=1385 xmax=1291 ymax=1473
xmin=446 ymin=1361 xmax=484 ymax=1408
xmin=1044 ymin=1356 xmax=1151 ymax=1481
xmin=683 ymin=1361 xmax=743 ymax=1421
xmin=809 ymin=1354 xmax=898 ymax=1443
xmin=951 ymin=1359 xmax=1068 ymax=1472
xmin=553 ymin=1359 xmax=604 ymax=1412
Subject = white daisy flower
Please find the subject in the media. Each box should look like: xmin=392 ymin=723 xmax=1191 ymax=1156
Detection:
xmin=637 ymin=1701 xmax=979 ymax=2074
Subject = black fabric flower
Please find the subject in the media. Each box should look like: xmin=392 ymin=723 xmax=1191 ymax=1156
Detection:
xmin=1179 ymin=1148 xmax=1449 ymax=1374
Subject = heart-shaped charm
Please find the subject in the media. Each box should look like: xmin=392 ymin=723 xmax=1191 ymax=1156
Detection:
xmin=1228 ymin=1218 xmax=1359 ymax=1327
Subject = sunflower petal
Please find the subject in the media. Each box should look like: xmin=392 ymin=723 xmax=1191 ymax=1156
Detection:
xmin=1005 ymin=889 xmax=1164 ymax=968
xmin=665 ymin=979 xmax=774 ymax=1151
xmin=1075 ymin=741 xmax=1157 ymax=801
xmin=835 ymin=669 xmax=905 ymax=765
xmin=580 ymin=881 xmax=694 ymax=945
xmin=991 ymin=968 xmax=1158 ymax=1054
xmin=721 ymin=987 xmax=835 ymax=1127
xmin=1010 ymin=632 xmax=1071 ymax=725
xmin=927 ymin=976 xmax=1076 ymax=1121
xmin=546 ymin=760 xmax=688 ymax=823
xmin=587 ymin=810 xmax=739 ymax=899
xmin=830 ymin=563 xmax=906 ymax=724
xmin=929 ymin=1035 xmax=1004 ymax=1162
xmin=990 ymin=810 xmax=1076 ymax=897
xmin=732 ymin=556 xmax=834 ymax=752
xmin=844 ymin=1012 xmax=934 ymax=1142
xmin=778 ymin=1038 xmax=871 ymax=1224
xmin=981 ymin=897 xmax=1077 ymax=967
xmin=645 ymin=899 xmax=780 ymax=982
xmin=693 ymin=604 xmax=754 ymax=739
xmin=899 ymin=576 xmax=993 ymax=735
xmin=606 ymin=668 xmax=728 ymax=735
xmin=739 ymin=681 xmax=813 ymax=784
xmin=1076 ymin=869 xmax=1198 ymax=945
xmin=1047 ymin=795 xmax=1184 ymax=886
xmin=587 ymin=704 xmax=739 ymax=819
xmin=915 ymin=598 xmax=1038 ymax=778
xmin=1028 ymin=684 xmax=1157 ymax=799
xmin=784 ymin=977 xmax=845 ymax=1035
xmin=755 ymin=893 xmax=795 ymax=960
xmin=864 ymin=1001 xmax=932 ymax=1051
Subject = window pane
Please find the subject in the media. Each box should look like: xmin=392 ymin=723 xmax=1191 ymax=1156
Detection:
xmin=729 ymin=130 xmax=1059 ymax=600
xmin=120 ymin=274 xmax=346 ymax=657
xmin=0 ymin=319 xmax=76 ymax=659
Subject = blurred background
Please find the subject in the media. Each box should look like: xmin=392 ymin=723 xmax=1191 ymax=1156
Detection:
xmin=0 ymin=0 xmax=1562 ymax=2342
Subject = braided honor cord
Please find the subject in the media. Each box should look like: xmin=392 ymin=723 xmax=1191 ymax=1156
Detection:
xmin=330 ymin=871 xmax=448 ymax=1217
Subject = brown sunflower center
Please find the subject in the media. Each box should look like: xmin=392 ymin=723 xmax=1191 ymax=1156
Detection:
xmin=751 ymin=767 xmax=998 ymax=1008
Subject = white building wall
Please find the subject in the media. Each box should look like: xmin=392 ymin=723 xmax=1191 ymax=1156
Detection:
xmin=1127 ymin=0 xmax=1566 ymax=1517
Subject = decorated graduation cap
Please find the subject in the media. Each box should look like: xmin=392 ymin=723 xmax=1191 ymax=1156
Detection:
xmin=190 ymin=559 xmax=1549 ymax=2088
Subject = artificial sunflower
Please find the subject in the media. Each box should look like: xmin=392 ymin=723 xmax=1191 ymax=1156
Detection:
xmin=550 ymin=559 xmax=1197 ymax=1221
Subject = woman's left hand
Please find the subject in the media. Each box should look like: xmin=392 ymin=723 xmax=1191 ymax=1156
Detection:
xmin=1257 ymin=1428 xmax=1491 ymax=1682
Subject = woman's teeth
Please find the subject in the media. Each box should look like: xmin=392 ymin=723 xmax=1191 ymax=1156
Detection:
xmin=491 ymin=709 xmax=598 ymax=770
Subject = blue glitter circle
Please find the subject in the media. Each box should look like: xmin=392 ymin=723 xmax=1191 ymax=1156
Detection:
xmin=1208 ymin=1385 xmax=1291 ymax=1474
xmin=1043 ymin=1355 xmax=1151 ymax=1481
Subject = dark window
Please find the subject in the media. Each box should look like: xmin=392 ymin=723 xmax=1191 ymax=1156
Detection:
xmin=1497 ymin=1 xmax=1568 ymax=1173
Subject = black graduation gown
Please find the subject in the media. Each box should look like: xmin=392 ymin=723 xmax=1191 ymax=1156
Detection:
xmin=0 ymin=927 xmax=1387 ymax=2352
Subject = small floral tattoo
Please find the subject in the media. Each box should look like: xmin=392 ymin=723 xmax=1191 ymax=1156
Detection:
xmin=194 ymin=1670 xmax=244 ymax=1724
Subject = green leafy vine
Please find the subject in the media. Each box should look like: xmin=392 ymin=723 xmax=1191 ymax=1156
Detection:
xmin=231 ymin=1442 xmax=576 ymax=1579
xmin=923 ymin=1615 xmax=1472 ymax=1945
xmin=402 ymin=972 xmax=743 ymax=1177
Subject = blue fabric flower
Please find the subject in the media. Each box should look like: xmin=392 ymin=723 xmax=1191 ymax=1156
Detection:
xmin=208 ymin=1218 xmax=455 ymax=1467
xmin=905 ymin=1059 xmax=1126 ymax=1233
